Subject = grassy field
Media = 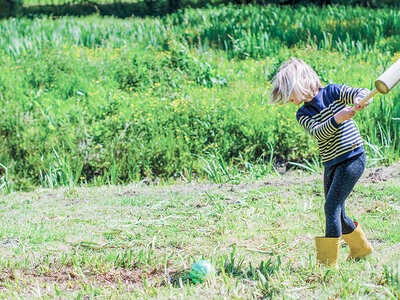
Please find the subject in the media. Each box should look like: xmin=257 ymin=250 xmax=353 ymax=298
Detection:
xmin=1 ymin=164 xmax=399 ymax=298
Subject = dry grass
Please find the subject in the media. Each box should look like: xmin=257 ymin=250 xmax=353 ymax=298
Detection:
xmin=0 ymin=164 xmax=399 ymax=298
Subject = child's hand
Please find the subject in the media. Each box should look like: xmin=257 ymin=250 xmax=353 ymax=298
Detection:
xmin=353 ymin=96 xmax=370 ymax=111
xmin=334 ymin=106 xmax=356 ymax=124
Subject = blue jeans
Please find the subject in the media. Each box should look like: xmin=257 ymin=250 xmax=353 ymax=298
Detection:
xmin=324 ymin=152 xmax=366 ymax=238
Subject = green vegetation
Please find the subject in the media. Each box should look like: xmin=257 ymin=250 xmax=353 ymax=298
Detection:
xmin=0 ymin=0 xmax=21 ymax=18
xmin=0 ymin=165 xmax=399 ymax=298
xmin=15 ymin=0 xmax=400 ymax=12
xmin=1 ymin=5 xmax=400 ymax=191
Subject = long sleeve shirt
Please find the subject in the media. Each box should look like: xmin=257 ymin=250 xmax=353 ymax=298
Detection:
xmin=296 ymin=84 xmax=368 ymax=167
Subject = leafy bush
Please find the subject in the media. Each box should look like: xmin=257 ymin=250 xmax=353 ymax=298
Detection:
xmin=0 ymin=0 xmax=21 ymax=18
xmin=0 ymin=6 xmax=399 ymax=189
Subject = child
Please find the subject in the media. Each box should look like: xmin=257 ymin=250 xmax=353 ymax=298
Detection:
xmin=269 ymin=58 xmax=373 ymax=268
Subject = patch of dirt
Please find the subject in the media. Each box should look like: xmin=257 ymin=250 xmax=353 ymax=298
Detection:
xmin=360 ymin=162 xmax=400 ymax=184
xmin=0 ymin=270 xmax=15 ymax=282
xmin=1 ymin=238 xmax=21 ymax=249
xmin=113 ymin=174 xmax=322 ymax=200
xmin=106 ymin=162 xmax=400 ymax=202
xmin=20 ymin=161 xmax=400 ymax=205
xmin=0 ymin=265 xmax=166 ymax=291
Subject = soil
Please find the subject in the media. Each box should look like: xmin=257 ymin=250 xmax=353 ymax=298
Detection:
xmin=114 ymin=162 xmax=400 ymax=199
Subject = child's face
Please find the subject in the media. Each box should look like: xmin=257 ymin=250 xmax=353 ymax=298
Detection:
xmin=289 ymin=94 xmax=303 ymax=106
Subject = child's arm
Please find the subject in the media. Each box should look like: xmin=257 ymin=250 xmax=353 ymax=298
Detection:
xmin=334 ymin=107 xmax=357 ymax=123
xmin=297 ymin=113 xmax=340 ymax=142
xmin=297 ymin=108 xmax=355 ymax=142
xmin=338 ymin=85 xmax=369 ymax=106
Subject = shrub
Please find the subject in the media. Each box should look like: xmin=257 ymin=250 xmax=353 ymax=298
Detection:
xmin=0 ymin=0 xmax=21 ymax=18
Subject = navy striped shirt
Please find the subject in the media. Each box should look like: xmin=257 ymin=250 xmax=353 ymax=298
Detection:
xmin=296 ymin=84 xmax=368 ymax=167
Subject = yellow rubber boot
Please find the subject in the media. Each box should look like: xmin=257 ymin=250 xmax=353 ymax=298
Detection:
xmin=315 ymin=237 xmax=340 ymax=268
xmin=342 ymin=222 xmax=373 ymax=261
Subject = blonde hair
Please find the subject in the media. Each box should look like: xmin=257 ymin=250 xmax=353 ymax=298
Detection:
xmin=269 ymin=58 xmax=322 ymax=105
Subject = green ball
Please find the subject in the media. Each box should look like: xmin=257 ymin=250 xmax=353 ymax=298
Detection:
xmin=189 ymin=260 xmax=216 ymax=283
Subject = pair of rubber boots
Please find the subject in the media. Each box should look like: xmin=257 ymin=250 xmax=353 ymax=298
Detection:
xmin=315 ymin=222 xmax=373 ymax=268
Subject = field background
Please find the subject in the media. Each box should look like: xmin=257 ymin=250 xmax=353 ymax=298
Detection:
xmin=1 ymin=4 xmax=400 ymax=191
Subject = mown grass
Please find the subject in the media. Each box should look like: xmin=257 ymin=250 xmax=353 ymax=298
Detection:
xmin=0 ymin=164 xmax=399 ymax=298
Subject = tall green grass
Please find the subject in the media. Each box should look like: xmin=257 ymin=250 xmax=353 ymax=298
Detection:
xmin=0 ymin=5 xmax=399 ymax=190
xmin=1 ymin=5 xmax=400 ymax=57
